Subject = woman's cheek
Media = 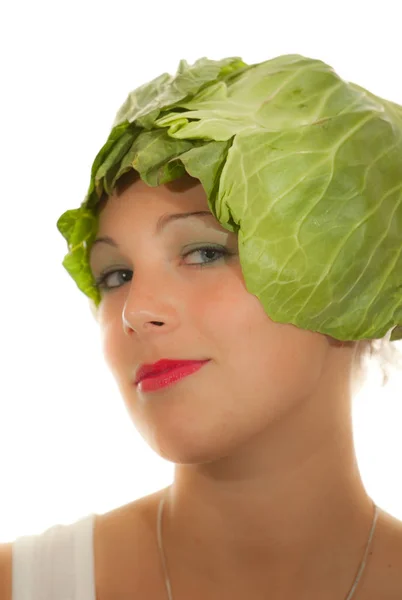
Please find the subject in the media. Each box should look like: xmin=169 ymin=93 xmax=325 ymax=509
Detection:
xmin=100 ymin=318 xmax=126 ymax=374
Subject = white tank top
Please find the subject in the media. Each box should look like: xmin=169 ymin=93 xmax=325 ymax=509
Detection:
xmin=12 ymin=514 xmax=97 ymax=600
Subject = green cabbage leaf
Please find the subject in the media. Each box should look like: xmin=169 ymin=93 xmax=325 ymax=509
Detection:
xmin=57 ymin=54 xmax=402 ymax=342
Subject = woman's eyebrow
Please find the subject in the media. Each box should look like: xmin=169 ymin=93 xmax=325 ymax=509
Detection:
xmin=90 ymin=210 xmax=215 ymax=254
xmin=156 ymin=210 xmax=214 ymax=234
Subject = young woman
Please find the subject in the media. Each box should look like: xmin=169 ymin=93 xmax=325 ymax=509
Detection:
xmin=3 ymin=54 xmax=402 ymax=600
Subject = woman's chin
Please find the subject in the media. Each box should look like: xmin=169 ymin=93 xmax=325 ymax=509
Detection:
xmin=140 ymin=428 xmax=236 ymax=466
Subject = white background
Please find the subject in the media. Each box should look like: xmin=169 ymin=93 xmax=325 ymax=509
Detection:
xmin=1 ymin=0 xmax=401 ymax=542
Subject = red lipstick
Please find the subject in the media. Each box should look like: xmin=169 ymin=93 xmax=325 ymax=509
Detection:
xmin=135 ymin=359 xmax=210 ymax=392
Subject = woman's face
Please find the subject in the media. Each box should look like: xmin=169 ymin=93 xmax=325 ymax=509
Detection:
xmin=90 ymin=174 xmax=351 ymax=464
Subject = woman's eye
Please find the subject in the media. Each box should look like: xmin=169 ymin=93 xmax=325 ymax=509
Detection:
xmin=95 ymin=269 xmax=132 ymax=291
xmin=183 ymin=246 xmax=230 ymax=267
xmin=94 ymin=246 xmax=231 ymax=292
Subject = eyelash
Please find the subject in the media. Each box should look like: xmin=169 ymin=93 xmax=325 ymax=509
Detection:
xmin=93 ymin=245 xmax=232 ymax=292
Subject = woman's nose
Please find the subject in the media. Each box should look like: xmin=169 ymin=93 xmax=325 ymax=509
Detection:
xmin=122 ymin=277 xmax=181 ymax=337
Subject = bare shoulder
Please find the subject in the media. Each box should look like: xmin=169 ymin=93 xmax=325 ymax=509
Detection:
xmin=0 ymin=542 xmax=12 ymax=600
xmin=358 ymin=507 xmax=402 ymax=599
xmin=93 ymin=495 xmax=402 ymax=600
xmin=94 ymin=487 xmax=167 ymax=600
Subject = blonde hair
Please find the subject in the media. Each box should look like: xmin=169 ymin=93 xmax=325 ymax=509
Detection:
xmin=354 ymin=336 xmax=402 ymax=388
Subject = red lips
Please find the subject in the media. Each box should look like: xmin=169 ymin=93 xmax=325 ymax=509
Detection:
xmin=135 ymin=359 xmax=209 ymax=384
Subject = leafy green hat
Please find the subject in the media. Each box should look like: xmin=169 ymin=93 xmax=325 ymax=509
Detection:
xmin=57 ymin=54 xmax=402 ymax=342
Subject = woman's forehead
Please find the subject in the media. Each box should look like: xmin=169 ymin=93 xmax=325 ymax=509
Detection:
xmin=94 ymin=175 xmax=224 ymax=244
xmin=99 ymin=172 xmax=209 ymax=219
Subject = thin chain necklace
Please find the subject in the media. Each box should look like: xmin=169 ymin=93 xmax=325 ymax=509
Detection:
xmin=156 ymin=490 xmax=378 ymax=600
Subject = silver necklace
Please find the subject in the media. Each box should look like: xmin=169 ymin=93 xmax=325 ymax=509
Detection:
xmin=157 ymin=491 xmax=378 ymax=600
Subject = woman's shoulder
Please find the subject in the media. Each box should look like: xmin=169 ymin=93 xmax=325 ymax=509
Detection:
xmin=94 ymin=487 xmax=168 ymax=600
xmin=93 ymin=498 xmax=402 ymax=600
xmin=0 ymin=542 xmax=12 ymax=600
xmin=3 ymin=495 xmax=402 ymax=600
